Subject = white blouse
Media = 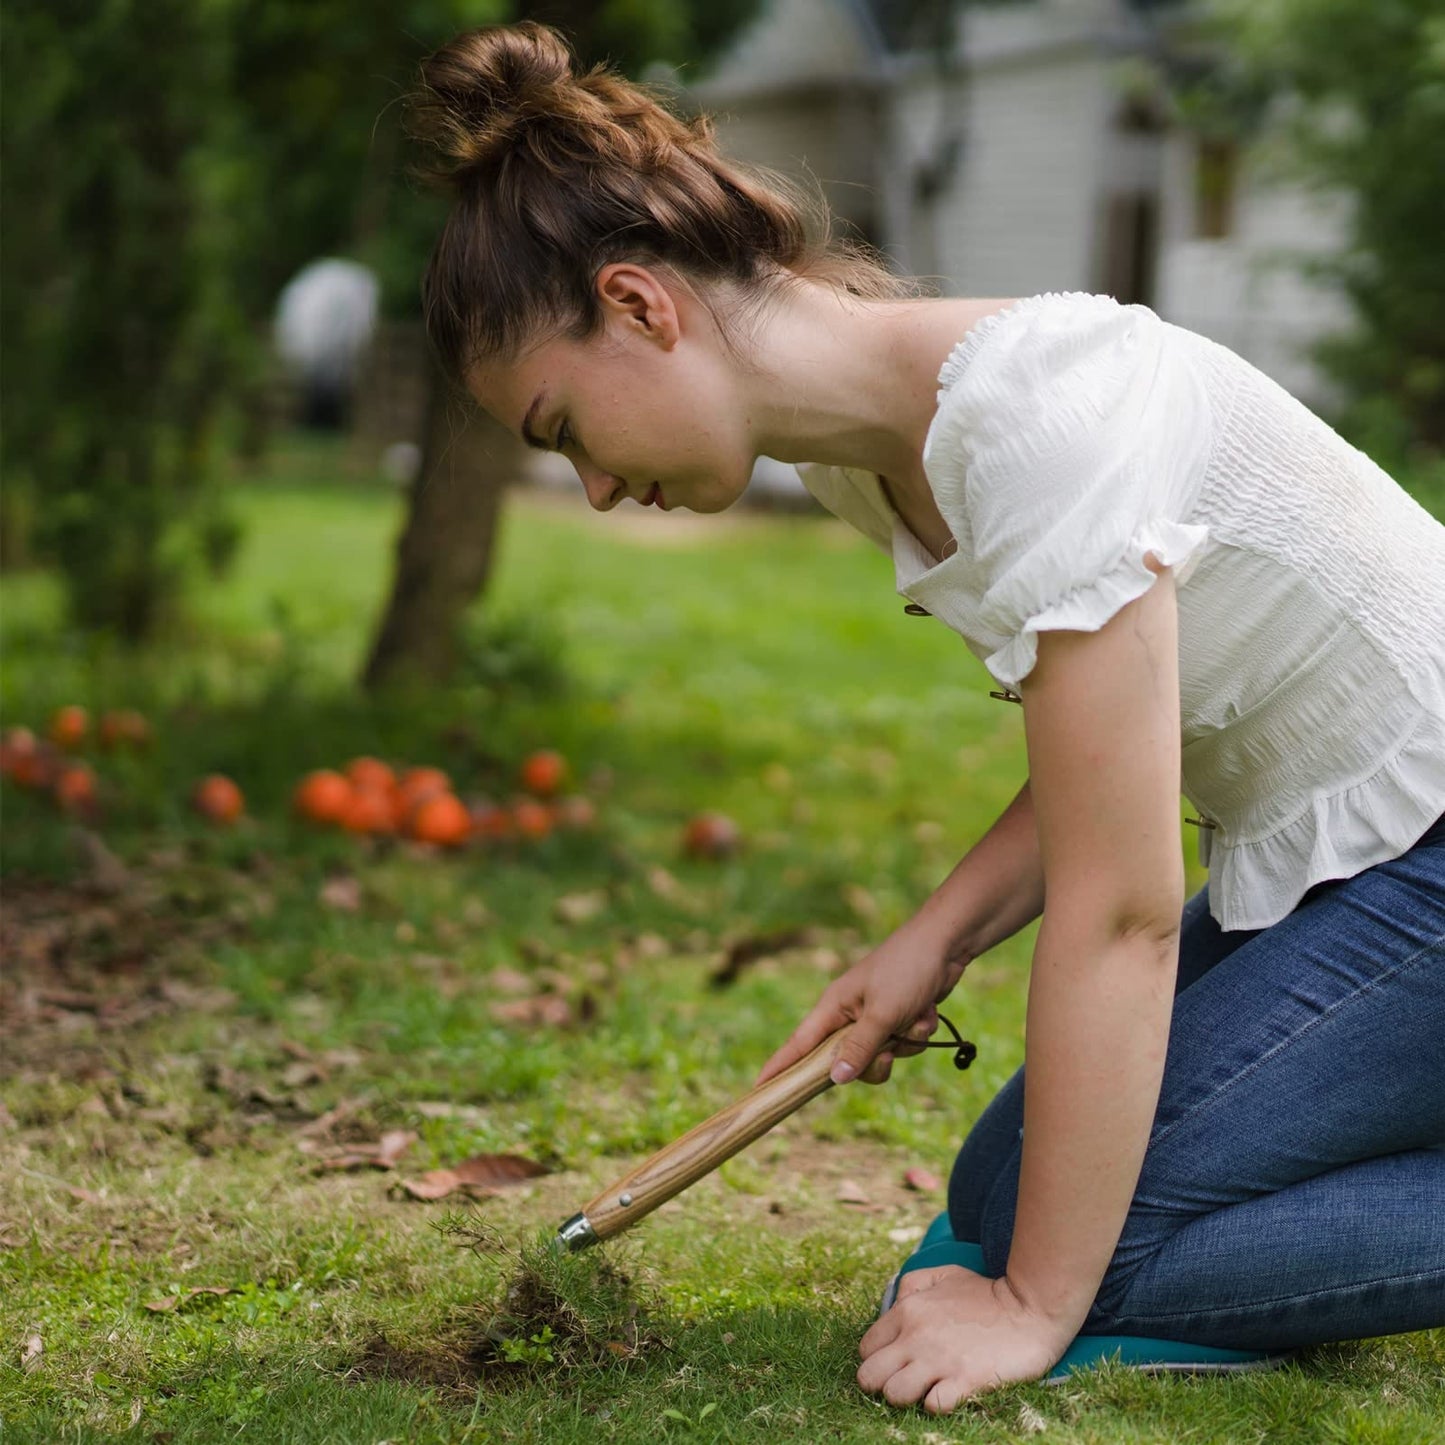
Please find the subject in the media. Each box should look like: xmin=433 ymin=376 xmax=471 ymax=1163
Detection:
xmin=795 ymin=291 xmax=1445 ymax=931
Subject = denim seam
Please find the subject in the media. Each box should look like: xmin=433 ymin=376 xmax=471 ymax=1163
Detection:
xmin=1147 ymin=932 xmax=1445 ymax=1156
xmin=1100 ymin=1266 xmax=1445 ymax=1332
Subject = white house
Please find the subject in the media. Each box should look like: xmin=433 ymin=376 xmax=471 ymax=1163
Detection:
xmin=656 ymin=0 xmax=1351 ymax=498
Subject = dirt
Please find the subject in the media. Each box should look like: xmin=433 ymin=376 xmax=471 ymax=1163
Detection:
xmin=0 ymin=866 xmax=248 ymax=1076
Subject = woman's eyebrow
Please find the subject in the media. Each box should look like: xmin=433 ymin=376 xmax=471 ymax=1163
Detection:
xmin=520 ymin=391 xmax=550 ymax=450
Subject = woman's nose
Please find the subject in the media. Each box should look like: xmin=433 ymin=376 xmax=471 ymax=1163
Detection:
xmin=575 ymin=461 xmax=625 ymax=511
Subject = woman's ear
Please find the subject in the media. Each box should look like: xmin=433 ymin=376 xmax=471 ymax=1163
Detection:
xmin=595 ymin=262 xmax=681 ymax=347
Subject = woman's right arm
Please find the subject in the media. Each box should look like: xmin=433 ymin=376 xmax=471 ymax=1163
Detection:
xmin=910 ymin=777 xmax=1045 ymax=968
xmin=756 ymin=778 xmax=1044 ymax=1085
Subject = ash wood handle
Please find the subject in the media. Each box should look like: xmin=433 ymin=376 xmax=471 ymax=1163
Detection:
xmin=577 ymin=1029 xmax=849 ymax=1243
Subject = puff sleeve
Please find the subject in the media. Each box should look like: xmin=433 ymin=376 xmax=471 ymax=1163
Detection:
xmin=922 ymin=293 xmax=1214 ymax=690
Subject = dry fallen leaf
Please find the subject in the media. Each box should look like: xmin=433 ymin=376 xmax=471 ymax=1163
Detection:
xmin=144 ymin=1286 xmax=233 ymax=1313
xmin=486 ymin=967 xmax=533 ymax=996
xmin=409 ymin=1101 xmax=488 ymax=1124
xmin=281 ymin=1060 xmax=326 ymax=1089
xmin=489 ymin=995 xmax=574 ymax=1029
xmin=835 ymin=1179 xmax=871 ymax=1206
xmin=20 ymin=1334 xmax=42 ymax=1373
xmin=398 ymin=1153 xmax=550 ymax=1202
xmin=553 ymin=890 xmax=607 ymax=925
xmin=319 ymin=875 xmax=362 ymax=912
xmin=317 ymin=1128 xmax=417 ymax=1172
xmin=903 ymin=1167 xmax=941 ymax=1193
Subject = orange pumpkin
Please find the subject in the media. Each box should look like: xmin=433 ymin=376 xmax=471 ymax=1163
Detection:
xmin=11 ymin=745 xmax=59 ymax=791
xmin=193 ymin=774 xmax=245 ymax=825
xmin=345 ymin=756 xmax=395 ymax=794
xmin=395 ymin=766 xmax=450 ymax=814
xmin=339 ymin=785 xmax=395 ymax=835
xmin=98 ymin=709 xmax=151 ymax=750
xmin=48 ymin=705 xmax=89 ymax=751
xmin=511 ymin=797 xmax=553 ymax=840
xmin=519 ymin=749 xmax=567 ymax=798
xmin=54 ymin=763 xmax=98 ymax=814
xmin=407 ymin=792 xmax=471 ymax=847
xmin=554 ymin=795 xmax=597 ymax=830
xmin=293 ymin=769 xmax=352 ymax=826
xmin=682 ymin=811 xmax=741 ymax=859
xmin=469 ymin=800 xmax=514 ymax=841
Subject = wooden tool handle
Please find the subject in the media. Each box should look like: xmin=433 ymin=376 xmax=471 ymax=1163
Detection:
xmin=577 ymin=1029 xmax=847 ymax=1243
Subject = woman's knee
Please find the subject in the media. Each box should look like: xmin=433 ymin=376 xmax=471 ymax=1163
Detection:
xmin=948 ymin=1066 xmax=1025 ymax=1244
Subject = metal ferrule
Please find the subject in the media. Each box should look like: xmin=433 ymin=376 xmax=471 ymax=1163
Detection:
xmin=556 ymin=1212 xmax=598 ymax=1252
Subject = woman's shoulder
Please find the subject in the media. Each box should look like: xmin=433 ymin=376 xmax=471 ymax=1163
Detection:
xmin=934 ymin=291 xmax=1159 ymax=416
xmin=922 ymin=292 xmax=1194 ymax=501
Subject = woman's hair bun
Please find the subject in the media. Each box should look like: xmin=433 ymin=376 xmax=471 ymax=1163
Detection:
xmin=407 ymin=21 xmax=578 ymax=183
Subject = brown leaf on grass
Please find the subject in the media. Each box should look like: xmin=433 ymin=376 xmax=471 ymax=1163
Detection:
xmin=201 ymin=1062 xmax=313 ymax=1121
xmin=489 ymin=995 xmax=574 ymax=1029
xmin=486 ymin=967 xmax=532 ymax=996
xmin=37 ymin=988 xmax=103 ymax=1012
xmin=835 ymin=1179 xmax=871 ymax=1205
xmin=553 ymin=890 xmax=607 ymax=925
xmin=144 ymin=1286 xmax=232 ymax=1313
xmin=410 ymin=1100 xmax=488 ymax=1123
xmin=71 ymin=827 xmax=130 ymax=895
xmin=709 ymin=927 xmax=818 ymax=989
xmin=67 ymin=1185 xmax=103 ymax=1205
xmin=281 ymin=1060 xmax=326 ymax=1089
xmin=398 ymin=1153 xmax=550 ymax=1202
xmin=21 ymin=1334 xmax=42 ymax=1372
xmin=903 ymin=1167 xmax=941 ymax=1193
xmin=319 ymin=875 xmax=362 ymax=912
xmin=318 ymin=1128 xmax=418 ymax=1172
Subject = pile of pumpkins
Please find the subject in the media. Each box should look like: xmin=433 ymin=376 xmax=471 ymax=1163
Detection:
xmin=0 ymin=707 xmax=149 ymax=819
xmin=3 ymin=708 xmax=740 ymax=859
xmin=290 ymin=750 xmax=595 ymax=848
xmin=0 ymin=709 xmax=594 ymax=848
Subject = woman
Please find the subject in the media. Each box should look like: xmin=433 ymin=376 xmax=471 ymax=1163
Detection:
xmin=412 ymin=21 xmax=1445 ymax=1413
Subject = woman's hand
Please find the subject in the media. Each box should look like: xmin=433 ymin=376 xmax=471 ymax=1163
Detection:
xmin=755 ymin=921 xmax=968 ymax=1086
xmin=859 ymin=1265 xmax=1073 ymax=1413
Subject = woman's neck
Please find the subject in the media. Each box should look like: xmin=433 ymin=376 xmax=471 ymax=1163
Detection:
xmin=746 ymin=289 xmax=1019 ymax=484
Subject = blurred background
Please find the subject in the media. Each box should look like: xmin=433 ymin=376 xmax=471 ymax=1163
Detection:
xmin=3 ymin=9 xmax=1444 ymax=1431
xmin=3 ymin=0 xmax=1441 ymax=694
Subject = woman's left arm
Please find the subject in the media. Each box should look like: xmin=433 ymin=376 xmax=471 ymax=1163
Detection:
xmin=859 ymin=555 xmax=1184 ymax=1411
xmin=1006 ymin=551 xmax=1184 ymax=1327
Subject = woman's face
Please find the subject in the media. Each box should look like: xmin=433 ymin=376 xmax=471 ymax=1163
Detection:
xmin=468 ymin=264 xmax=757 ymax=514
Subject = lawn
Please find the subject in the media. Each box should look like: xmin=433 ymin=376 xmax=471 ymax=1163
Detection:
xmin=2 ymin=435 xmax=1441 ymax=1443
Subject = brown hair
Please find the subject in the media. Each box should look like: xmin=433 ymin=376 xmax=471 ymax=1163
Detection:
xmin=404 ymin=20 xmax=917 ymax=386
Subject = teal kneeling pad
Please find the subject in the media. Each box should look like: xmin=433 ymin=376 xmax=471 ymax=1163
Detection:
xmin=880 ymin=1213 xmax=1289 ymax=1381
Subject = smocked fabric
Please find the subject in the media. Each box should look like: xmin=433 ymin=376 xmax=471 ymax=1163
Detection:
xmin=794 ymin=291 xmax=1445 ymax=930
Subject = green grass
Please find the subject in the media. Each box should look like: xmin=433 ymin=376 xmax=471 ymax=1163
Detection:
xmin=1 ymin=434 xmax=1441 ymax=1443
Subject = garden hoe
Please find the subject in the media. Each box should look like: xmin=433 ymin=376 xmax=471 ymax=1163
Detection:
xmin=555 ymin=1017 xmax=976 ymax=1251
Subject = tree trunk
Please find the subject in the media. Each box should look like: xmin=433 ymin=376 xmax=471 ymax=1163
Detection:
xmin=361 ymin=356 xmax=521 ymax=691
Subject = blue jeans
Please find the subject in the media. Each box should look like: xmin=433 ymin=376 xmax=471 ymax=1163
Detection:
xmin=948 ymin=809 xmax=1445 ymax=1351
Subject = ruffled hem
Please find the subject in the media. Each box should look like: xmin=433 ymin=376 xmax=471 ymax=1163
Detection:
xmin=1208 ymin=708 xmax=1445 ymax=931
xmin=983 ymin=517 xmax=1211 ymax=689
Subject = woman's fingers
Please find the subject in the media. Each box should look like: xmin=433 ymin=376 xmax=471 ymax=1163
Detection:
xmin=860 ymin=1051 xmax=894 ymax=1085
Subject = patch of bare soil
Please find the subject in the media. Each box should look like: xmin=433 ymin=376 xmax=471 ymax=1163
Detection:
xmin=349 ymin=1226 xmax=670 ymax=1396
xmin=0 ymin=845 xmax=255 ymax=1075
